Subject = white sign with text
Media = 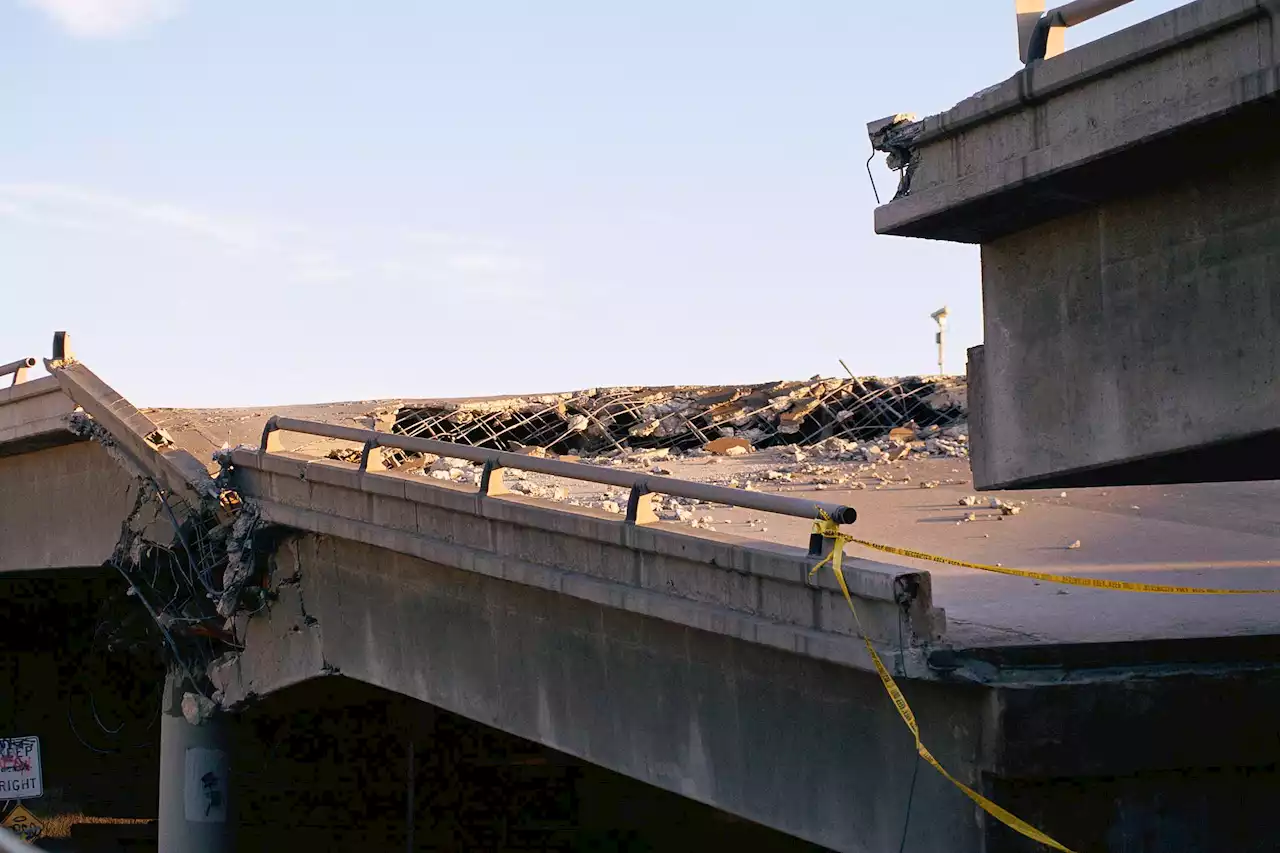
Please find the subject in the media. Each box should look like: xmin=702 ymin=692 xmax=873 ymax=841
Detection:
xmin=0 ymin=737 xmax=42 ymax=799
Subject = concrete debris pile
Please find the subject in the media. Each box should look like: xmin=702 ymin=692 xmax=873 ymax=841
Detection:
xmin=386 ymin=376 xmax=966 ymax=463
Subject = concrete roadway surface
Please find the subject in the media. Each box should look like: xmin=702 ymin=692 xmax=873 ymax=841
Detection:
xmin=681 ymin=456 xmax=1280 ymax=648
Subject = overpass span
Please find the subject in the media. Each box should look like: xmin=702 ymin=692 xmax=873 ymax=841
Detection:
xmin=2 ymin=340 xmax=1280 ymax=851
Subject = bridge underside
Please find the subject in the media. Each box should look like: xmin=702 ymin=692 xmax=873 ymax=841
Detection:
xmin=0 ymin=571 xmax=836 ymax=852
xmin=216 ymin=532 xmax=980 ymax=853
xmin=234 ymin=675 xmax=829 ymax=852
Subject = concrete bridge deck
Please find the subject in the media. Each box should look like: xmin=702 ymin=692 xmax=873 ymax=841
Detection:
xmin=143 ymin=398 xmax=1280 ymax=649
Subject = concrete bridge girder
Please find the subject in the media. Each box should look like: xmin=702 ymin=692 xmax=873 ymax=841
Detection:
xmin=214 ymin=530 xmax=983 ymax=853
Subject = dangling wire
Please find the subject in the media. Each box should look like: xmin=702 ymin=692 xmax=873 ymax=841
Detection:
xmin=898 ymin=752 xmax=921 ymax=853
xmin=866 ymin=150 xmax=882 ymax=205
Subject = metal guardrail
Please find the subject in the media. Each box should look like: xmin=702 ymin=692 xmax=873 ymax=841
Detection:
xmin=0 ymin=358 xmax=36 ymax=387
xmin=1018 ymin=0 xmax=1137 ymax=64
xmin=258 ymin=416 xmax=857 ymax=536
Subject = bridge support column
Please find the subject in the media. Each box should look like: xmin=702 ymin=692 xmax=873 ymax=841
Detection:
xmin=158 ymin=672 xmax=233 ymax=853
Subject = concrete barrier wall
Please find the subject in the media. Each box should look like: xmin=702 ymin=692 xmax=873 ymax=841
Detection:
xmin=876 ymin=0 xmax=1280 ymax=240
xmin=227 ymin=448 xmax=945 ymax=674
xmin=0 ymin=376 xmax=76 ymax=451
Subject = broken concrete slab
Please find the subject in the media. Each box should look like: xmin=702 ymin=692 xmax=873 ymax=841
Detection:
xmin=705 ymin=437 xmax=753 ymax=456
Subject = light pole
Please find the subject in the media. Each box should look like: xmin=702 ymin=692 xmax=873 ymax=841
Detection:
xmin=930 ymin=306 xmax=949 ymax=375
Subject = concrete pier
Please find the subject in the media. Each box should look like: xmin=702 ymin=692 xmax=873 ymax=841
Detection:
xmin=158 ymin=673 xmax=232 ymax=853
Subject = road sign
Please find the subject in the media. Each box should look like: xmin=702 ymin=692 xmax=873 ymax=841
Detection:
xmin=0 ymin=737 xmax=42 ymax=800
xmin=1 ymin=804 xmax=43 ymax=841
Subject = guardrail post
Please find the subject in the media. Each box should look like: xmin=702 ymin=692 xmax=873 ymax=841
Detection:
xmin=479 ymin=460 xmax=508 ymax=496
xmin=358 ymin=438 xmax=386 ymax=472
xmin=258 ymin=418 xmax=284 ymax=454
xmin=1021 ymin=0 xmax=1135 ymax=64
xmin=625 ymin=483 xmax=658 ymax=525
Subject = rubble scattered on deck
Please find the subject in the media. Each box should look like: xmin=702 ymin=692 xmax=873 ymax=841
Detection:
xmin=385 ymin=375 xmax=966 ymax=461
xmin=992 ymin=498 xmax=1022 ymax=516
xmin=314 ymin=375 xmax=970 ymax=532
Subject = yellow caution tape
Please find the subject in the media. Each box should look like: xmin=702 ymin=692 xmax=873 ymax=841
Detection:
xmin=811 ymin=517 xmax=1077 ymax=853
xmin=844 ymin=538 xmax=1280 ymax=595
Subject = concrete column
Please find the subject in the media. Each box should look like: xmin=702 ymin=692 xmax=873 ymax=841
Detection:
xmin=158 ymin=672 xmax=233 ymax=853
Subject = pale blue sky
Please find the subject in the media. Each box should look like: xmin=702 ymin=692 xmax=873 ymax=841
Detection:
xmin=2 ymin=0 xmax=1185 ymax=406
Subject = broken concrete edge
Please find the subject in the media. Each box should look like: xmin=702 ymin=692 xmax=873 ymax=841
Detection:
xmin=66 ymin=408 xmax=265 ymax=622
xmin=46 ymin=361 xmax=218 ymax=505
xmin=8 ymin=361 xmax=274 ymax=704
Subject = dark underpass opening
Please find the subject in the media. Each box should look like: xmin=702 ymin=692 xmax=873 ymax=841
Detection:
xmin=235 ymin=676 xmax=831 ymax=852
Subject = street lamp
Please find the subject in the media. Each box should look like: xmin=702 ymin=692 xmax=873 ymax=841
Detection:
xmin=930 ymin=306 xmax=949 ymax=375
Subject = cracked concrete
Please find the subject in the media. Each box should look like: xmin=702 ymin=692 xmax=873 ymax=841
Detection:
xmin=211 ymin=537 xmax=327 ymax=709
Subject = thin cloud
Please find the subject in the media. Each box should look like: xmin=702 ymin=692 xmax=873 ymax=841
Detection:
xmin=447 ymin=253 xmax=534 ymax=275
xmin=0 ymin=199 xmax=110 ymax=233
xmin=0 ymin=181 xmax=545 ymax=299
xmin=293 ymin=252 xmax=354 ymax=283
xmin=20 ymin=0 xmax=184 ymax=38
xmin=0 ymin=183 xmax=265 ymax=250
xmin=403 ymin=229 xmax=471 ymax=247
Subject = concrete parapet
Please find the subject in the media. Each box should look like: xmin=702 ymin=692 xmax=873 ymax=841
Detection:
xmin=0 ymin=375 xmax=78 ymax=453
xmin=227 ymin=447 xmax=944 ymax=676
xmin=875 ymin=0 xmax=1280 ymax=242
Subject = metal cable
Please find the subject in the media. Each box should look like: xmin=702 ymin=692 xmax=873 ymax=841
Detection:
xmin=153 ymin=481 xmax=217 ymax=598
xmin=866 ymin=150 xmax=881 ymax=205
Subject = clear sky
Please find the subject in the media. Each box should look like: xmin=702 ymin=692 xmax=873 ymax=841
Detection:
xmin=2 ymin=0 xmax=1186 ymax=406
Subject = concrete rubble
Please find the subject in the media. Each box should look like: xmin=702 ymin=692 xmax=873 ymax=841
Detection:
xmin=375 ymin=414 xmax=973 ymax=531
xmin=385 ymin=375 xmax=966 ymax=462
xmin=313 ymin=376 xmax=970 ymax=532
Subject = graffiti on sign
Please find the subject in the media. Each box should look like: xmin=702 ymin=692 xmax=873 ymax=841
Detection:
xmin=1 ymin=804 xmax=44 ymax=841
xmin=0 ymin=738 xmax=42 ymax=799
